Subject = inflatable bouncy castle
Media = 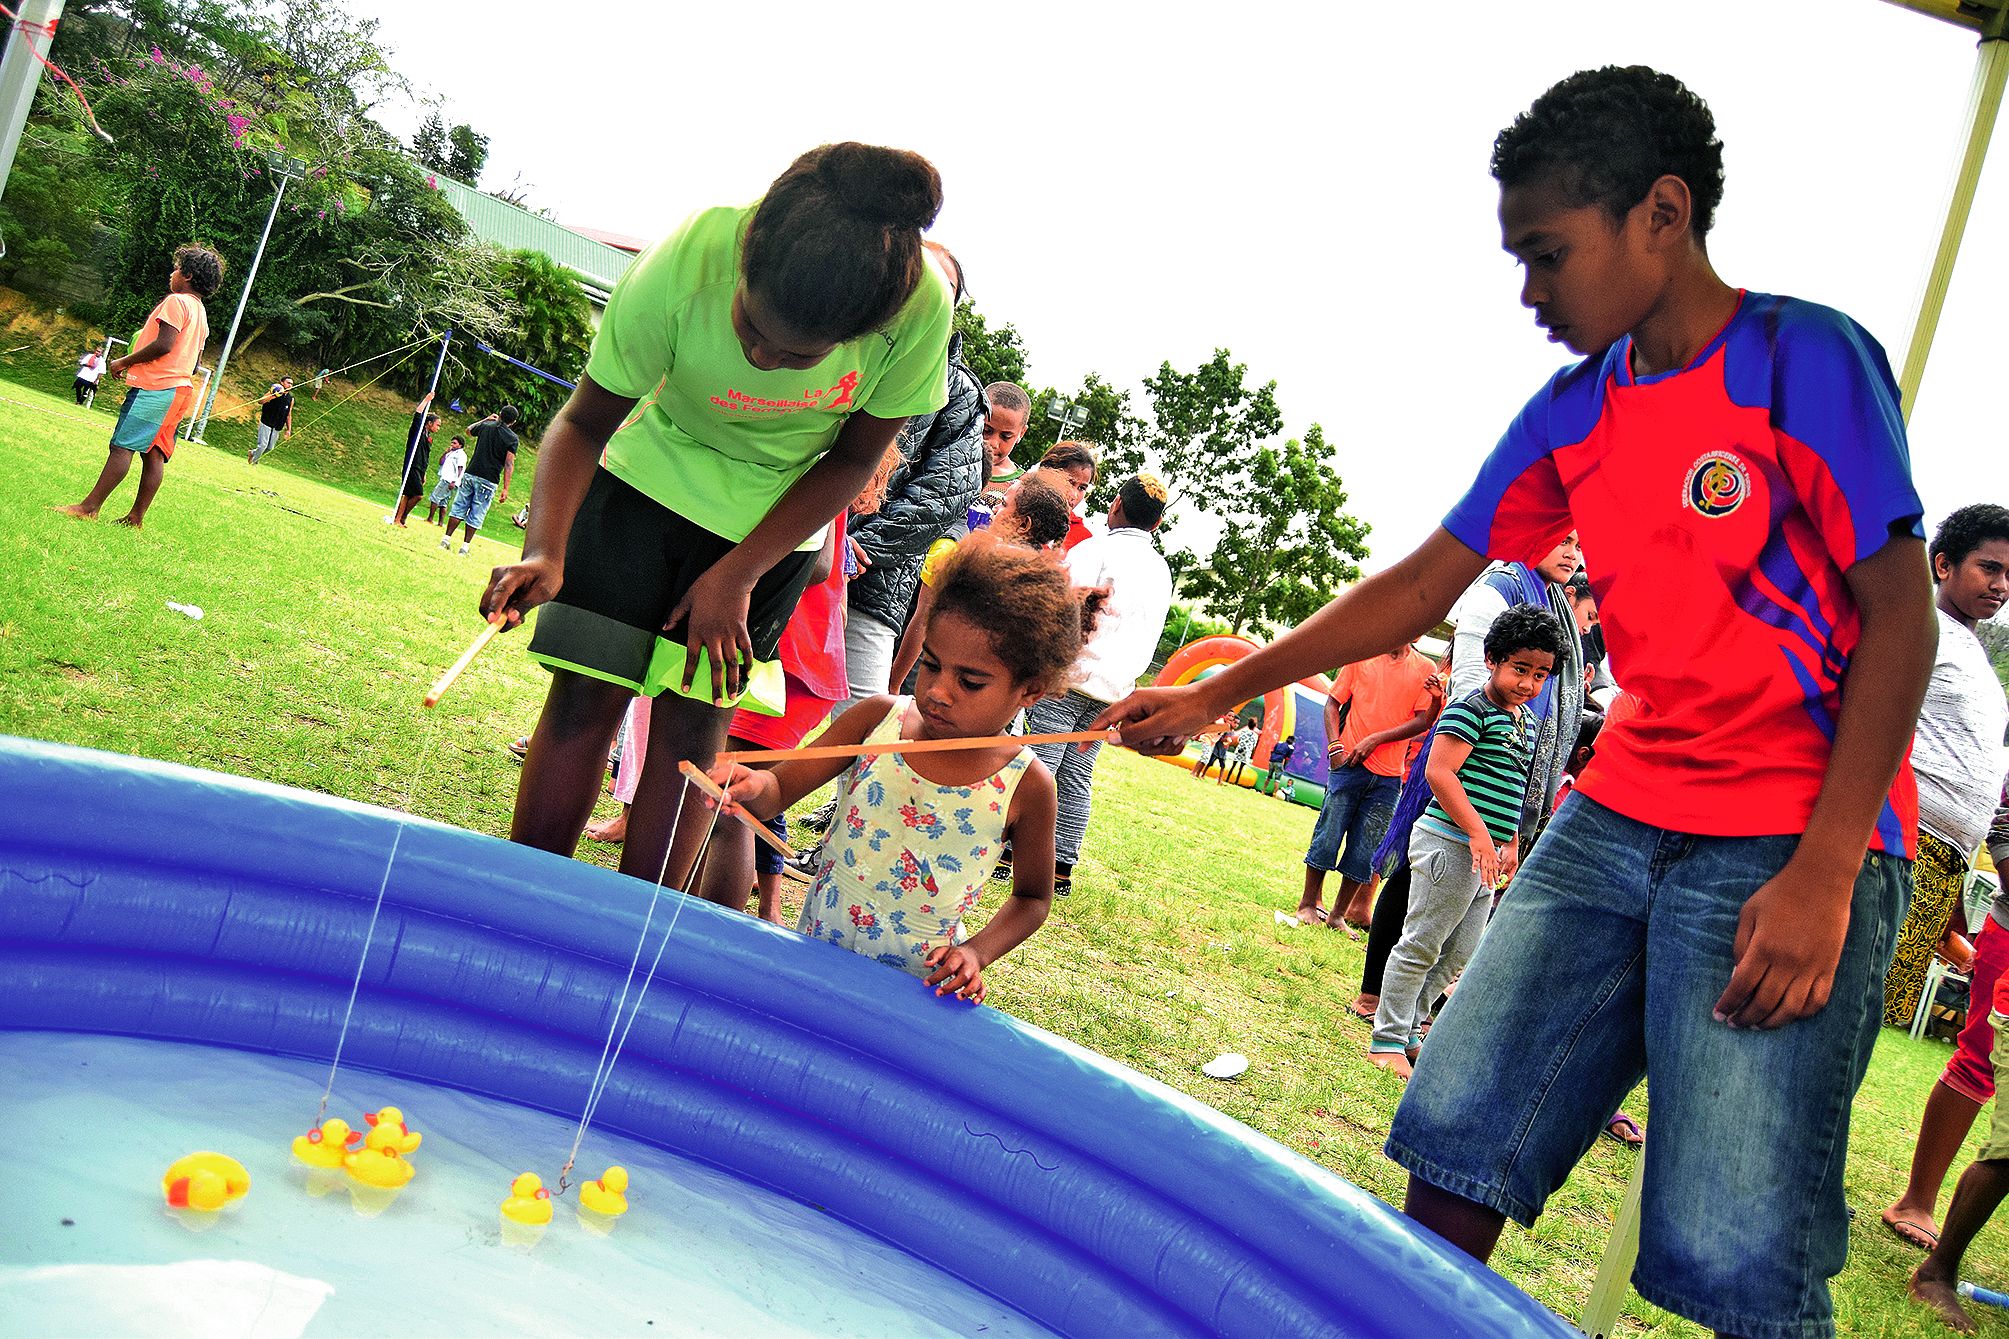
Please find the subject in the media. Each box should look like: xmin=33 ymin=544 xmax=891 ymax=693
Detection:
xmin=1151 ymin=636 xmax=1332 ymax=805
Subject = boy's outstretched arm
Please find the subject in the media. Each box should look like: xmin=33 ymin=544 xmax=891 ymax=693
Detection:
xmin=1097 ymin=528 xmax=1488 ymax=752
xmin=1714 ymin=534 xmax=1934 ymax=1030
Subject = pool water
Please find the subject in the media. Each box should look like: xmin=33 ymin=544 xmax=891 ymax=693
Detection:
xmin=0 ymin=1031 xmax=1060 ymax=1339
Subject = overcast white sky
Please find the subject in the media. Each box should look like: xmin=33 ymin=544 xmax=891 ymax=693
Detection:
xmin=354 ymin=0 xmax=1999 ymax=572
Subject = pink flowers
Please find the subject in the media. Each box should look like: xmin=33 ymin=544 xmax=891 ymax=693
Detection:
xmin=224 ymin=114 xmax=251 ymax=148
xmin=149 ymin=47 xmax=164 ymax=64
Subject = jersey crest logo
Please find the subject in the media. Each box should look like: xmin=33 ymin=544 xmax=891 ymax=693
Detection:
xmin=1683 ymin=451 xmax=1750 ymax=518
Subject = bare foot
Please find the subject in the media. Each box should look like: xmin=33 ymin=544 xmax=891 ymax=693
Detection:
xmin=1324 ymin=917 xmax=1358 ymax=940
xmin=1348 ymin=993 xmax=1378 ymax=1019
xmin=1338 ymin=896 xmax=1374 ymax=928
xmin=1294 ymin=904 xmax=1324 ymax=926
xmin=114 ymin=514 xmax=143 ymax=529
xmin=1881 ymin=1206 xmax=1942 ymax=1251
xmin=1367 ymin=1049 xmax=1412 ymax=1080
xmin=1909 ymin=1268 xmax=1976 ymax=1334
xmin=759 ymin=904 xmax=786 ymax=927
xmin=583 ymin=814 xmax=627 ymax=844
xmin=54 ymin=503 xmax=98 ymax=520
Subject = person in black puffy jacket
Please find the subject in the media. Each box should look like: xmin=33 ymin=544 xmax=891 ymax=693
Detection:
xmin=840 ymin=243 xmax=985 ymax=703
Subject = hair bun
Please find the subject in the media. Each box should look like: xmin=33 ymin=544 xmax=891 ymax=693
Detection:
xmin=814 ymin=142 xmax=942 ymax=232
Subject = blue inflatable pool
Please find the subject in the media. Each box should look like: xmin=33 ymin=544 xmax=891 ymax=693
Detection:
xmin=0 ymin=737 xmax=1573 ymax=1338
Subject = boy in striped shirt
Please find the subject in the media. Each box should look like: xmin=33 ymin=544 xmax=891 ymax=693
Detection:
xmin=1369 ymin=605 xmax=1561 ymax=1078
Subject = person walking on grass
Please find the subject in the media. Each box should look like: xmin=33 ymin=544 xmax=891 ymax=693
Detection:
xmin=442 ymin=404 xmax=517 ymax=554
xmin=55 ymin=244 xmax=221 ymax=531
xmin=1261 ymin=734 xmax=1296 ymax=797
xmin=1100 ymin=68 xmax=1932 ymax=1339
xmin=1880 ymin=504 xmax=2009 ymax=1254
xmin=1223 ymin=720 xmax=1258 ymax=786
xmin=1908 ymin=967 xmax=2009 ymax=1334
xmin=72 ymin=345 xmax=104 ymax=406
xmin=248 ymin=376 xmax=294 ymax=465
xmin=1297 ymin=639 xmax=1441 ymax=928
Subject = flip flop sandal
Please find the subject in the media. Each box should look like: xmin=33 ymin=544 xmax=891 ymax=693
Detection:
xmin=1603 ymin=1113 xmax=1645 ymax=1148
xmin=1881 ymin=1215 xmax=1938 ymax=1251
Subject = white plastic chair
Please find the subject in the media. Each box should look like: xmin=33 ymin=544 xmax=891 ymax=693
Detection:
xmin=1909 ymin=863 xmax=1990 ymax=1041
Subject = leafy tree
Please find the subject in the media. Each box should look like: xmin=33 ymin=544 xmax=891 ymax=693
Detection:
xmin=1177 ymin=423 xmax=1371 ymax=634
xmin=1138 ymin=348 xmax=1282 ymax=508
xmin=435 ymin=249 xmax=593 ymax=433
xmin=1153 ymin=601 xmax=1237 ymax=665
xmin=954 ymin=300 xmax=1027 ymax=390
xmin=411 ymin=111 xmax=450 ymax=173
xmin=0 ymin=87 xmax=111 ymax=290
xmin=445 ymin=124 xmax=489 ymax=185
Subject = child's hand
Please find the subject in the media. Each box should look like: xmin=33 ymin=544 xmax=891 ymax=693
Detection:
xmin=923 ymin=945 xmax=986 ymax=1003
xmin=481 ymin=555 xmax=562 ymax=629
xmin=667 ymin=563 xmax=756 ymax=705
xmin=1471 ymin=840 xmax=1503 ymax=888
xmin=700 ymin=763 xmax=778 ymax=819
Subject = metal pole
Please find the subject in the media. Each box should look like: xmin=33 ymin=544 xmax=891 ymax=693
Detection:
xmin=1896 ymin=24 xmax=2009 ymax=419
xmin=0 ymin=0 xmax=63 ymax=208
xmin=393 ymin=329 xmax=450 ymax=508
xmin=190 ymin=159 xmax=301 ymax=442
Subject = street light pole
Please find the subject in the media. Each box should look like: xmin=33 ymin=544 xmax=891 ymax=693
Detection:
xmin=1045 ymin=395 xmax=1088 ymax=445
xmin=189 ymin=151 xmax=308 ymax=443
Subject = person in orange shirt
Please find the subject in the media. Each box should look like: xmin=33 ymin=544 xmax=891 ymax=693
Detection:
xmin=56 ymin=244 xmax=221 ymax=530
xmin=1296 ymin=640 xmax=1441 ymax=929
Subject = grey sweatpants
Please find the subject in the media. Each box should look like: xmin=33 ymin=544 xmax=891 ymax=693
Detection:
xmin=1025 ymin=691 xmax=1109 ymax=868
xmin=838 ymin=611 xmax=898 ymax=711
xmin=1372 ymin=823 xmax=1492 ymax=1050
xmin=251 ymin=422 xmax=282 ymax=464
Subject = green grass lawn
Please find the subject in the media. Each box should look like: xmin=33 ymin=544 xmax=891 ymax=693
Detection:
xmin=1 ymin=372 xmax=2003 ymax=1337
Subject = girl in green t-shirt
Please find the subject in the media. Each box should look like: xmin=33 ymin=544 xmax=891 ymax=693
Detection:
xmin=480 ymin=143 xmax=954 ymax=890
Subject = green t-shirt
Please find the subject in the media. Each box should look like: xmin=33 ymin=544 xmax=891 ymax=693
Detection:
xmin=1419 ymin=691 xmax=1529 ymax=845
xmin=585 ymin=205 xmax=952 ymax=545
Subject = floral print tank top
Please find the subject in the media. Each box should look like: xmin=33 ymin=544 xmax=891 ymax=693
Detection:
xmin=797 ymin=699 xmax=1034 ymax=976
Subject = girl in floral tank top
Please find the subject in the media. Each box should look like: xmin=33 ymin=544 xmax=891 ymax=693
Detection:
xmin=706 ymin=534 xmax=1103 ymax=1002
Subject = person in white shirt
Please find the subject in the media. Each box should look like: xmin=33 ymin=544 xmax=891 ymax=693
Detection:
xmin=998 ymin=473 xmax=1173 ymax=896
xmin=73 ymin=348 xmax=104 ymax=406
xmin=425 ymin=435 xmax=468 ymax=527
xmin=1883 ymin=503 xmax=2009 ymax=1257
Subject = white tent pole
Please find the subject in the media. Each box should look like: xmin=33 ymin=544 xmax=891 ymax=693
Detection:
xmin=1896 ymin=16 xmax=2009 ymax=420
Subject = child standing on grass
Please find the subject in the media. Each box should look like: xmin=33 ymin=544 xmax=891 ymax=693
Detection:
xmin=72 ymin=346 xmax=103 ymax=406
xmin=1908 ymin=968 xmax=2009 ymax=1334
xmin=1368 ymin=606 xmax=1557 ymax=1078
xmin=1100 ymin=67 xmax=1932 ymax=1339
xmin=425 ymin=435 xmax=467 ymax=527
xmin=706 ymin=536 xmax=1082 ymax=1000
xmin=1262 ymin=734 xmax=1295 ymax=797
xmin=55 ymin=244 xmax=221 ymax=530
xmin=481 ymin=143 xmax=953 ymax=894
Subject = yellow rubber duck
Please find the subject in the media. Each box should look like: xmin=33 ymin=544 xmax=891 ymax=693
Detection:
xmin=501 ymin=1172 xmax=552 ymax=1226
xmin=362 ymin=1105 xmax=422 ymax=1155
xmin=576 ymin=1166 xmax=629 ymax=1218
xmin=162 ymin=1152 xmax=250 ymax=1211
xmin=342 ymin=1121 xmax=416 ymax=1189
xmin=291 ymin=1118 xmax=357 ymax=1169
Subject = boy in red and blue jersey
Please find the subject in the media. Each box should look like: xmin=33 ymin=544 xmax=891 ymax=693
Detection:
xmin=1100 ymin=67 xmax=1934 ymax=1339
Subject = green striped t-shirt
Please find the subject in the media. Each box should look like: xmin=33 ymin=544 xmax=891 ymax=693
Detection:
xmin=1418 ymin=691 xmax=1529 ymax=845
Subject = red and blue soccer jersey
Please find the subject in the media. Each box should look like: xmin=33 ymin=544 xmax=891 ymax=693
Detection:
xmin=1444 ymin=292 xmax=1924 ymax=855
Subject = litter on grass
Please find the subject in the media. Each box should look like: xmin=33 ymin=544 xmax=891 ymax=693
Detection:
xmin=1201 ymin=1053 xmax=1249 ymax=1080
xmin=165 ymin=602 xmax=204 ymax=620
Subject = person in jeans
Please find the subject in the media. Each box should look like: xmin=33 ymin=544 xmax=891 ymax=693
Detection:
xmin=1298 ymin=640 xmax=1441 ymax=928
xmin=1882 ymin=504 xmax=2009 ymax=1252
xmin=1098 ymin=67 xmax=1932 ymax=1338
xmin=442 ymin=404 xmax=517 ymax=555
xmin=1368 ymin=606 xmax=1557 ymax=1076
xmin=1005 ymin=474 xmax=1171 ymax=897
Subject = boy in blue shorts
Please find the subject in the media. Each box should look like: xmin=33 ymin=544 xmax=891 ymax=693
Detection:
xmin=1102 ymin=66 xmax=1934 ymax=1339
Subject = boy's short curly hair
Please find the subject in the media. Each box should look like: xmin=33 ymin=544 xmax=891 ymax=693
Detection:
xmin=1492 ymin=66 xmax=1726 ymax=239
xmin=1483 ymin=604 xmax=1563 ymax=665
xmin=1929 ymin=502 xmax=2009 ymax=572
xmin=1006 ymin=475 xmax=1072 ymax=549
xmin=929 ymin=532 xmax=1101 ymax=697
xmin=173 ymin=244 xmax=225 ymax=297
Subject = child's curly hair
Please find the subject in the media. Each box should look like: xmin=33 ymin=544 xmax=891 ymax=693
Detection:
xmin=929 ymin=531 xmax=1104 ymax=696
xmin=172 ymin=244 xmax=225 ymax=297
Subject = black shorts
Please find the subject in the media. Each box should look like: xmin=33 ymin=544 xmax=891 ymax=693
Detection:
xmin=399 ymin=446 xmax=430 ymax=499
xmin=526 ymin=468 xmax=817 ymax=707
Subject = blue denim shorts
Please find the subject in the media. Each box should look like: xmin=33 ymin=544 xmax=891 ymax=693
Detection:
xmin=449 ymin=475 xmax=498 ymax=529
xmin=1386 ymin=793 xmax=1909 ymax=1339
xmin=1304 ymin=765 xmax=1400 ymax=883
